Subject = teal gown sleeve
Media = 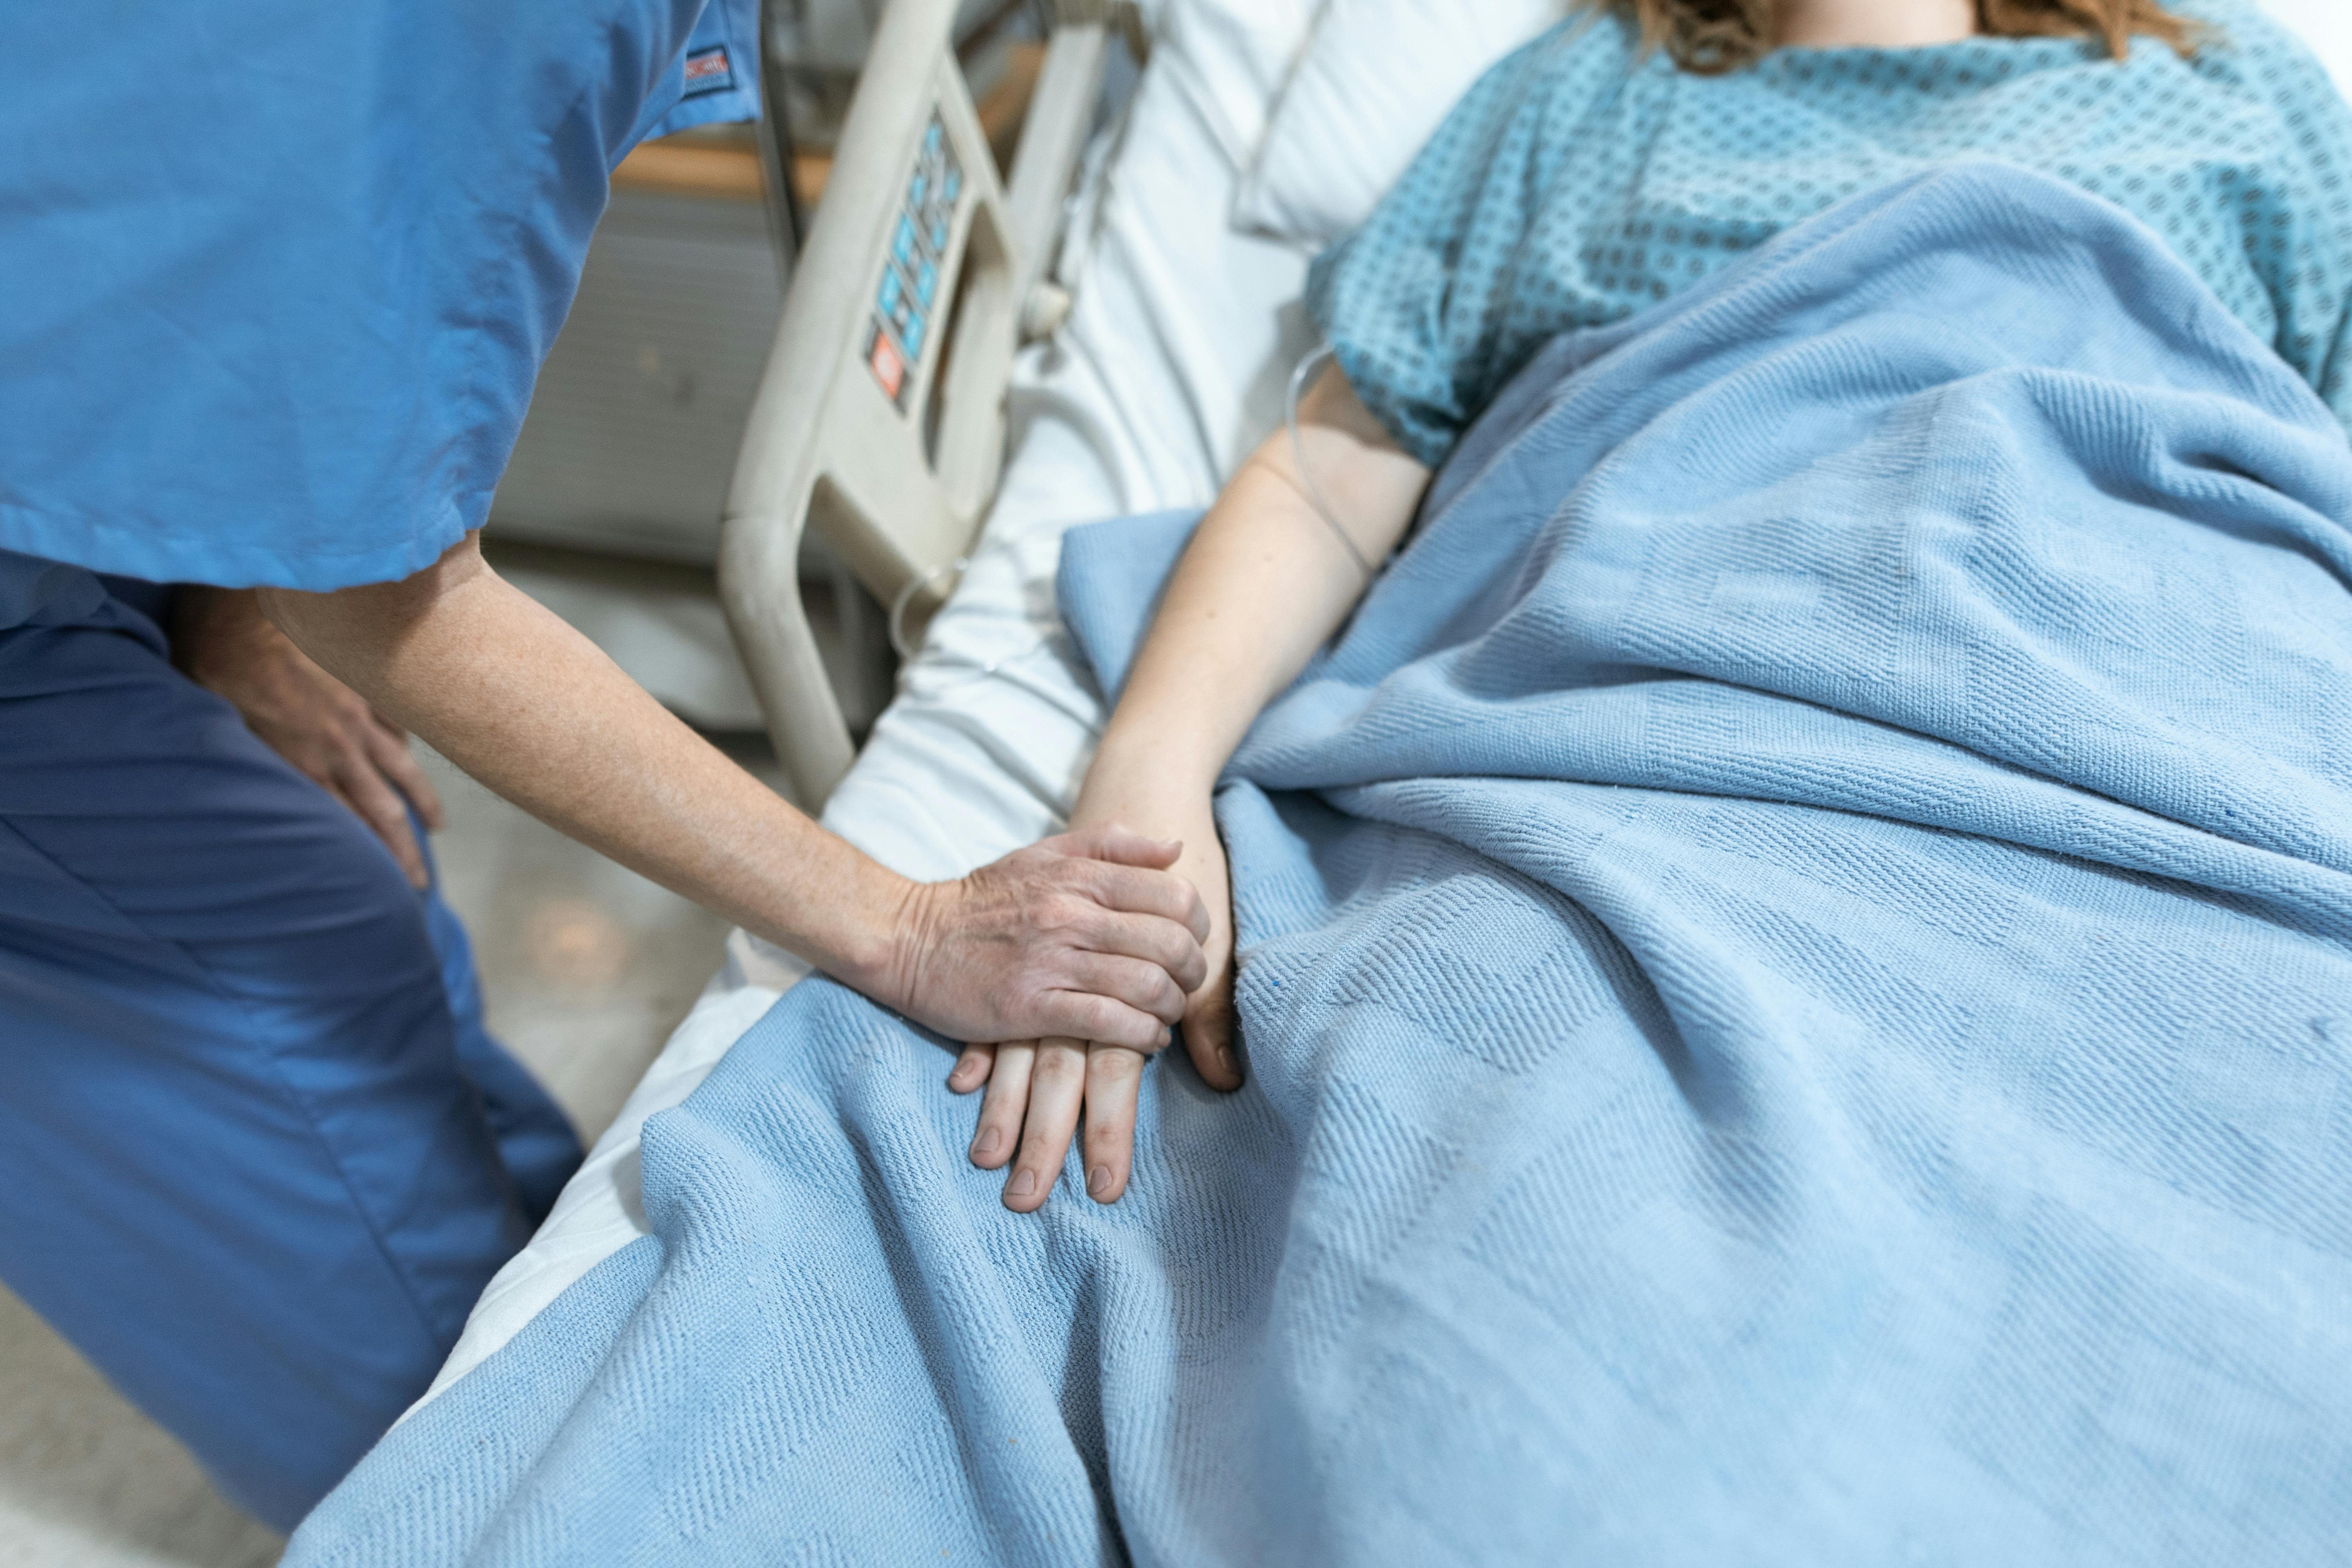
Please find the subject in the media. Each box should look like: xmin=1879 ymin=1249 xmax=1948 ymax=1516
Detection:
xmin=1302 ymin=19 xmax=1643 ymax=469
xmin=2215 ymin=5 xmax=2352 ymax=433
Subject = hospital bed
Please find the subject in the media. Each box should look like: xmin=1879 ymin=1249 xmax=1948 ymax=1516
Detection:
xmin=415 ymin=0 xmax=2352 ymax=1409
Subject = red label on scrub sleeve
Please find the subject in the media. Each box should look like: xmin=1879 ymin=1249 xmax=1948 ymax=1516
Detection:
xmin=681 ymin=47 xmax=734 ymax=97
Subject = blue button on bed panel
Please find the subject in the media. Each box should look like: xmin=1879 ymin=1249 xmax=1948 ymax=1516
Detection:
xmin=879 ymin=268 xmax=902 ymax=314
xmin=894 ymin=217 xmax=915 ymax=265
xmin=931 ymin=218 xmax=949 ymax=253
xmin=943 ymin=168 xmax=961 ymax=204
xmin=909 ymin=172 xmax=926 ymax=208
xmin=925 ymin=121 xmax=942 ymax=157
xmin=915 ymin=260 xmax=936 ymax=306
xmin=904 ymin=311 xmax=925 ymax=359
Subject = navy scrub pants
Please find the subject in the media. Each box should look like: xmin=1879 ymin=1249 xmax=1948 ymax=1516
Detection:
xmin=0 ymin=579 xmax=582 ymax=1530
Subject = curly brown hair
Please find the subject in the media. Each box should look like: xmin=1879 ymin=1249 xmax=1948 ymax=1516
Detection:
xmin=1587 ymin=0 xmax=2202 ymax=75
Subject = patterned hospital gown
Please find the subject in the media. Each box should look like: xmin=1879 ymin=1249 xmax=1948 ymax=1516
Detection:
xmin=1308 ymin=0 xmax=2352 ymax=465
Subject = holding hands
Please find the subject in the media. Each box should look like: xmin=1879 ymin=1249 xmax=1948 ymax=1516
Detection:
xmin=948 ymin=787 xmax=1242 ymax=1212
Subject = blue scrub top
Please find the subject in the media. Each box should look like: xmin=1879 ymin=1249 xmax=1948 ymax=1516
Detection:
xmin=0 ymin=0 xmax=759 ymax=602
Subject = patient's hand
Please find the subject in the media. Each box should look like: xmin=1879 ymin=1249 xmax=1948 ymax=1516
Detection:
xmin=948 ymin=797 xmax=1241 ymax=1211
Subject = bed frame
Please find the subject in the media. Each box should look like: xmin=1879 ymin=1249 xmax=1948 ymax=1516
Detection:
xmin=721 ymin=0 xmax=1142 ymax=808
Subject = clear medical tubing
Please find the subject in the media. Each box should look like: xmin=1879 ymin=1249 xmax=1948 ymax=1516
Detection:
xmin=883 ymin=343 xmax=1381 ymax=681
xmin=1286 ymin=344 xmax=1378 ymax=582
xmin=889 ymin=555 xmax=971 ymax=660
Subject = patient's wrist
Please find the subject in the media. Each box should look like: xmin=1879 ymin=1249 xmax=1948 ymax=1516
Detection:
xmin=1075 ymin=738 xmax=1220 ymax=833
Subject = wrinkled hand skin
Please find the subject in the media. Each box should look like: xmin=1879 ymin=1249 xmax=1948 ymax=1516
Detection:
xmin=949 ymin=797 xmax=1242 ymax=1213
xmin=873 ymin=825 xmax=1212 ymax=1055
xmin=174 ymin=587 xmax=444 ymax=886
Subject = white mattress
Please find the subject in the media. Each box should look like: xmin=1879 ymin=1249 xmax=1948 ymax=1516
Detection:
xmin=415 ymin=15 xmax=1317 ymax=1408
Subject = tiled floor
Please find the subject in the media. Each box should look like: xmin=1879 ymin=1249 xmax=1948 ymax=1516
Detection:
xmin=0 ymin=727 xmax=775 ymax=1566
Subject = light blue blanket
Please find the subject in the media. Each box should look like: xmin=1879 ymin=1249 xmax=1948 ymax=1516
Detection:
xmin=289 ymin=166 xmax=2352 ymax=1565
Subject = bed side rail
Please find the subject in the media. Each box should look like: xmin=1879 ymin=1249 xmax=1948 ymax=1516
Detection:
xmin=720 ymin=0 xmax=1131 ymax=808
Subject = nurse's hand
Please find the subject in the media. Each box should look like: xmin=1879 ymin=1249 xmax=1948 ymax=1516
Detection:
xmin=175 ymin=587 xmax=445 ymax=888
xmin=871 ymin=826 xmax=1211 ymax=1053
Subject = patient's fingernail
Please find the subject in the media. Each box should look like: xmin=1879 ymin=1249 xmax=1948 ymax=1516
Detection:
xmin=1089 ymin=1165 xmax=1112 ymax=1196
xmin=1217 ymin=1046 xmax=1235 ymax=1075
xmin=1010 ymin=1169 xmax=1037 ymax=1198
xmin=975 ymin=1127 xmax=1002 ymax=1157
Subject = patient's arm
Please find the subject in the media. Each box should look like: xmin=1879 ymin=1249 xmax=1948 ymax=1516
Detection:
xmin=951 ymin=364 xmax=1433 ymax=1210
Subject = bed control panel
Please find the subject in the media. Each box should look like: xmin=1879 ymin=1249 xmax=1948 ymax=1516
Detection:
xmin=724 ymin=0 xmax=1119 ymax=807
xmin=865 ymin=112 xmax=964 ymax=412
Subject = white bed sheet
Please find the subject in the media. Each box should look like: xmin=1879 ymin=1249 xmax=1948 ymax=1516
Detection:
xmin=415 ymin=16 xmax=1317 ymax=1409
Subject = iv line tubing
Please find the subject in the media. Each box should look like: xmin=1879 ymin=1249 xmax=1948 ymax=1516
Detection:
xmin=1286 ymin=344 xmax=1378 ymax=582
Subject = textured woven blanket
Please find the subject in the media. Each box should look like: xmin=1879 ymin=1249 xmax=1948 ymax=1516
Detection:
xmin=289 ymin=166 xmax=2352 ymax=1565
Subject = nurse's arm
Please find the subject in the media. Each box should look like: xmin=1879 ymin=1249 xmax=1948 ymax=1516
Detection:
xmin=174 ymin=586 xmax=446 ymax=887
xmin=259 ymin=535 xmax=1211 ymax=1052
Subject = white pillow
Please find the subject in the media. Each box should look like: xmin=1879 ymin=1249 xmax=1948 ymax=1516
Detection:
xmin=1232 ymin=0 xmax=1569 ymax=246
xmin=2262 ymin=0 xmax=2352 ymax=92
xmin=1232 ymin=0 xmax=2352 ymax=251
xmin=1151 ymin=0 xmax=1327 ymax=172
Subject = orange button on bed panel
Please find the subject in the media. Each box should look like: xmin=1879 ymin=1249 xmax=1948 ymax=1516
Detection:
xmin=868 ymin=321 xmax=907 ymax=405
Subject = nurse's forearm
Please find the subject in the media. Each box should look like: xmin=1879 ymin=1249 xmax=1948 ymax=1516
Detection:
xmin=264 ymin=539 xmax=904 ymax=978
xmin=172 ymin=586 xmax=446 ymax=887
xmin=261 ymin=535 xmax=1213 ymax=1051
